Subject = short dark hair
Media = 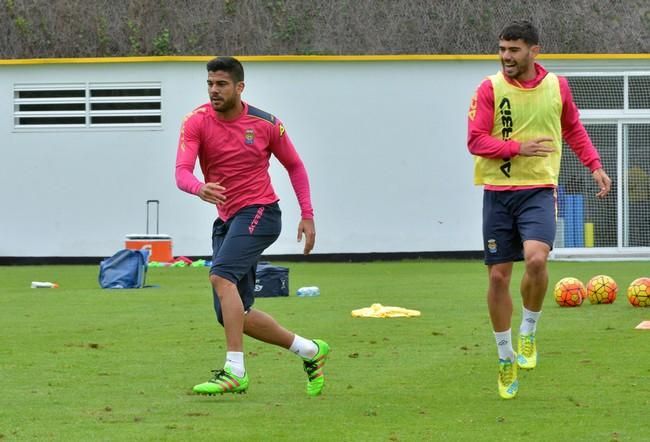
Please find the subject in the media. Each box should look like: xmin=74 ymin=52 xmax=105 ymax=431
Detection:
xmin=499 ymin=20 xmax=539 ymax=46
xmin=206 ymin=56 xmax=244 ymax=82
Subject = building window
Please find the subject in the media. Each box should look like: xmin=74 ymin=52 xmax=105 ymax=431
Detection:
xmin=14 ymin=82 xmax=162 ymax=129
xmin=555 ymin=72 xmax=650 ymax=257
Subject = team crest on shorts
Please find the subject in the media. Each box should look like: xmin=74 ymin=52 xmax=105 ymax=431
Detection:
xmin=487 ymin=239 xmax=497 ymax=254
xmin=244 ymin=129 xmax=255 ymax=145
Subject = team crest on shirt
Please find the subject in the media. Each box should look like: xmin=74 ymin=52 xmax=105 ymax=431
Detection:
xmin=279 ymin=124 xmax=285 ymax=137
xmin=244 ymin=128 xmax=255 ymax=145
xmin=487 ymin=239 xmax=497 ymax=254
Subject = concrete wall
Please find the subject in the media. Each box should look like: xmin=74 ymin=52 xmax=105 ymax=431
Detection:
xmin=1 ymin=56 xmax=648 ymax=258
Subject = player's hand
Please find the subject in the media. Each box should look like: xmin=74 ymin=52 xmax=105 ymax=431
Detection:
xmin=199 ymin=182 xmax=226 ymax=206
xmin=518 ymin=137 xmax=555 ymax=157
xmin=297 ymin=218 xmax=316 ymax=255
xmin=592 ymin=168 xmax=611 ymax=198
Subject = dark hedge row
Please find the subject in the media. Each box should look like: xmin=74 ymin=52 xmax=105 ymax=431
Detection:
xmin=1 ymin=0 xmax=649 ymax=58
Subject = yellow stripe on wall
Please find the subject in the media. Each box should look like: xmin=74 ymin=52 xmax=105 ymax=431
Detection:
xmin=1 ymin=53 xmax=649 ymax=65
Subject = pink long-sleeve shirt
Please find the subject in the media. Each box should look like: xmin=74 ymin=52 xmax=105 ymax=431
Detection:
xmin=467 ymin=63 xmax=602 ymax=191
xmin=175 ymin=102 xmax=314 ymax=221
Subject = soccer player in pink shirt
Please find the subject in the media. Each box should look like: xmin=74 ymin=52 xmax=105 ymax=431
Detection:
xmin=467 ymin=21 xmax=611 ymax=399
xmin=176 ymin=56 xmax=329 ymax=396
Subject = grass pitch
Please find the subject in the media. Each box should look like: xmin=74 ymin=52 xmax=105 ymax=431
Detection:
xmin=1 ymin=260 xmax=649 ymax=441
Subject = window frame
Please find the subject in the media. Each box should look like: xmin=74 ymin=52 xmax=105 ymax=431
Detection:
xmin=551 ymin=70 xmax=650 ymax=258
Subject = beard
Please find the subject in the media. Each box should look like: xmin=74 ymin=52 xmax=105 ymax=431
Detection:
xmin=211 ymin=95 xmax=237 ymax=113
xmin=501 ymin=57 xmax=533 ymax=80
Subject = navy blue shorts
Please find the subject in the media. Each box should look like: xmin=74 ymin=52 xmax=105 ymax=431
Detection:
xmin=210 ymin=203 xmax=281 ymax=322
xmin=482 ymin=188 xmax=556 ymax=265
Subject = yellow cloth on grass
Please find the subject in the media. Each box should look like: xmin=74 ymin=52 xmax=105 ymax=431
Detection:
xmin=351 ymin=303 xmax=421 ymax=318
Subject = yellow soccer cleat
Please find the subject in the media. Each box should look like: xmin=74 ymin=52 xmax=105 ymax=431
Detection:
xmin=517 ymin=334 xmax=537 ymax=370
xmin=498 ymin=355 xmax=519 ymax=399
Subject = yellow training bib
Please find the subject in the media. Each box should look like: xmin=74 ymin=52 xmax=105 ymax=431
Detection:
xmin=474 ymin=71 xmax=562 ymax=186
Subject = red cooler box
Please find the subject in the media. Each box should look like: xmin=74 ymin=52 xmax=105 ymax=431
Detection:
xmin=125 ymin=234 xmax=173 ymax=262
xmin=125 ymin=200 xmax=173 ymax=262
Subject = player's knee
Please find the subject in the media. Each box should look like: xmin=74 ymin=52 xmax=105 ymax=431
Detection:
xmin=209 ymin=273 xmax=221 ymax=287
xmin=210 ymin=273 xmax=235 ymax=290
xmin=525 ymin=253 xmax=548 ymax=274
xmin=489 ymin=268 xmax=510 ymax=288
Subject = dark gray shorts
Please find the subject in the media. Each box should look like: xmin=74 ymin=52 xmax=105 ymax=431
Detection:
xmin=482 ymin=188 xmax=556 ymax=265
xmin=210 ymin=203 xmax=281 ymax=320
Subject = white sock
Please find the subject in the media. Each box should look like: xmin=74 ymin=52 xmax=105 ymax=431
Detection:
xmin=494 ymin=329 xmax=515 ymax=361
xmin=520 ymin=307 xmax=542 ymax=336
xmin=224 ymin=351 xmax=245 ymax=377
xmin=289 ymin=334 xmax=318 ymax=359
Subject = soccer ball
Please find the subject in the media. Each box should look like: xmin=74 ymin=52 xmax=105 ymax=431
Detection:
xmin=553 ymin=277 xmax=586 ymax=307
xmin=626 ymin=277 xmax=650 ymax=307
xmin=586 ymin=275 xmax=617 ymax=304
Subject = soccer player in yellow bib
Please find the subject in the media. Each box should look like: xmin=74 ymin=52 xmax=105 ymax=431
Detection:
xmin=467 ymin=20 xmax=611 ymax=399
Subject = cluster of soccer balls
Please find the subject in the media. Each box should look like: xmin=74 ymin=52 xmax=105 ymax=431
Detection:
xmin=553 ymin=275 xmax=650 ymax=307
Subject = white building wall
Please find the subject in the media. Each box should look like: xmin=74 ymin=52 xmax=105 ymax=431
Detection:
xmin=0 ymin=57 xmax=647 ymax=257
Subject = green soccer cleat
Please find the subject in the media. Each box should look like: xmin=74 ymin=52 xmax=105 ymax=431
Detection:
xmin=303 ymin=339 xmax=329 ymax=397
xmin=497 ymin=355 xmax=519 ymax=400
xmin=193 ymin=367 xmax=249 ymax=395
xmin=517 ymin=334 xmax=537 ymax=370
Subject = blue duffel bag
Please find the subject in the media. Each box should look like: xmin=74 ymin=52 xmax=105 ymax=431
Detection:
xmin=98 ymin=249 xmax=150 ymax=289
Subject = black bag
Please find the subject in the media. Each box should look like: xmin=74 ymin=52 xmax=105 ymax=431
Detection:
xmin=254 ymin=262 xmax=289 ymax=297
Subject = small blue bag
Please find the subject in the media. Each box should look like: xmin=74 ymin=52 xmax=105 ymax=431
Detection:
xmin=98 ymin=249 xmax=150 ymax=289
